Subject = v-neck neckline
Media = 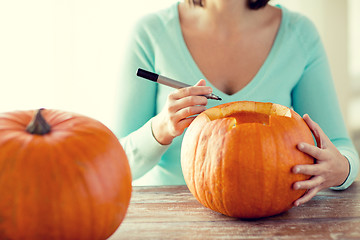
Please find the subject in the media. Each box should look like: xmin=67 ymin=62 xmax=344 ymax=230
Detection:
xmin=173 ymin=3 xmax=286 ymax=99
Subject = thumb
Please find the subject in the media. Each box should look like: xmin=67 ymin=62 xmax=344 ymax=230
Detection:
xmin=303 ymin=114 xmax=327 ymax=149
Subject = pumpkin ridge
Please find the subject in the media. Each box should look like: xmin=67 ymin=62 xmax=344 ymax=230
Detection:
xmin=262 ymin=127 xmax=279 ymax=217
xmin=34 ymin=140 xmax=63 ymax=239
xmin=46 ymin=142 xmax=65 ymax=240
xmin=205 ymin=121 xmax=220 ymax=214
xmin=182 ymin=113 xmax=209 ymax=204
xmin=12 ymin=146 xmax=25 ymax=239
xmin=212 ymin=128 xmax=227 ymax=213
xmin=0 ymin=117 xmax=27 ymax=130
xmin=275 ymin=123 xmax=296 ymax=214
xmin=42 ymin=110 xmax=85 ymax=127
xmin=15 ymin=138 xmax=46 ymax=238
xmin=255 ymin=126 xmax=266 ymax=216
xmin=196 ymin=121 xmax=213 ymax=210
xmin=190 ymin=125 xmax=202 ymax=203
xmin=219 ymin=127 xmax=231 ymax=216
xmin=264 ymin=122 xmax=289 ymax=217
xmin=77 ymin=151 xmax=100 ymax=239
xmin=48 ymin=141 xmax=90 ymax=239
xmin=87 ymin=136 xmax=117 ymax=239
xmin=0 ymin=136 xmax=27 ymax=239
xmin=49 ymin=116 xmax=92 ymax=130
xmin=214 ymin=119 xmax=236 ymax=216
xmin=63 ymin=134 xmax=106 ymax=239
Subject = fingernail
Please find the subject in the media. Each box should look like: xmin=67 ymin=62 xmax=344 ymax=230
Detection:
xmin=293 ymin=167 xmax=300 ymax=174
xmin=297 ymin=143 xmax=304 ymax=150
xmin=195 ymin=79 xmax=205 ymax=86
xmin=205 ymin=87 xmax=212 ymax=94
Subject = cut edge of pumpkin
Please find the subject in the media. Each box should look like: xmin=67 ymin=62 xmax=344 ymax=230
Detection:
xmin=204 ymin=102 xmax=292 ymax=126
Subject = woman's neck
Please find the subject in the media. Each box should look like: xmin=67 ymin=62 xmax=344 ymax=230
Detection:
xmin=203 ymin=0 xmax=248 ymax=20
xmin=179 ymin=0 xmax=270 ymax=37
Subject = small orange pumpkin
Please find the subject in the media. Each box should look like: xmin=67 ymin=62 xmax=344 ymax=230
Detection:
xmin=181 ymin=101 xmax=314 ymax=218
xmin=0 ymin=109 xmax=132 ymax=240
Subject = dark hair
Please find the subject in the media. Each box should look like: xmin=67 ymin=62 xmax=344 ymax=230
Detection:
xmin=187 ymin=0 xmax=270 ymax=10
xmin=247 ymin=0 xmax=270 ymax=9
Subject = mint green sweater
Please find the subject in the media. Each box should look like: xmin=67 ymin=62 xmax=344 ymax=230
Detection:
xmin=116 ymin=3 xmax=359 ymax=188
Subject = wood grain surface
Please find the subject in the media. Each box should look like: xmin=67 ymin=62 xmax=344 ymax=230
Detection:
xmin=109 ymin=181 xmax=360 ymax=240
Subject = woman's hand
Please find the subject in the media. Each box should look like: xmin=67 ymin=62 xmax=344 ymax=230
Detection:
xmin=292 ymin=114 xmax=350 ymax=206
xmin=151 ymin=79 xmax=212 ymax=145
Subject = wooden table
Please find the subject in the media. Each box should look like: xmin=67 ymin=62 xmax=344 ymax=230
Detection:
xmin=109 ymin=181 xmax=360 ymax=240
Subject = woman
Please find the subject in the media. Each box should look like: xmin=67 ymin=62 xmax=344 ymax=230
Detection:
xmin=116 ymin=0 xmax=359 ymax=207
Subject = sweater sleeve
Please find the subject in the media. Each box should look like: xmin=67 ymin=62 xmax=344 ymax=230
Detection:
xmin=115 ymin=16 xmax=170 ymax=180
xmin=119 ymin=118 xmax=169 ymax=180
xmin=291 ymin=17 xmax=359 ymax=190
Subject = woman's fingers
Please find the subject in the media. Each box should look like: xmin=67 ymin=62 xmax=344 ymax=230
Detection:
xmin=291 ymin=114 xmax=352 ymax=207
xmin=167 ymin=95 xmax=208 ymax=116
xmin=175 ymin=105 xmax=207 ymax=119
xmin=297 ymin=142 xmax=327 ymax=161
xmin=195 ymin=79 xmax=207 ymax=86
xmin=176 ymin=116 xmax=197 ymax=133
xmin=152 ymin=79 xmax=213 ymax=145
xmin=169 ymin=82 xmax=212 ymax=100
xmin=294 ymin=187 xmax=321 ymax=207
xmin=293 ymin=163 xmax=321 ymax=176
xmin=168 ymin=106 xmax=206 ymax=127
xmin=178 ymin=95 xmax=208 ymax=107
xmin=293 ymin=175 xmax=324 ymax=190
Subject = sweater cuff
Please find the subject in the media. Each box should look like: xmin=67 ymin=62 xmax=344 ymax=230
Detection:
xmin=140 ymin=117 xmax=170 ymax=159
xmin=120 ymin=118 xmax=170 ymax=180
xmin=330 ymin=147 xmax=359 ymax=190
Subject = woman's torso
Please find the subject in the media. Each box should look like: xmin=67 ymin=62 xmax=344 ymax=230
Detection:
xmin=178 ymin=2 xmax=282 ymax=96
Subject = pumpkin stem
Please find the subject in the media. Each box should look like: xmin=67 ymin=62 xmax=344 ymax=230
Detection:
xmin=26 ymin=108 xmax=51 ymax=135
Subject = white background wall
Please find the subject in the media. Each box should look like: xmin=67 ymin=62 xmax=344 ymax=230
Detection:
xmin=0 ymin=0 xmax=359 ymax=134
xmin=0 ymin=0 xmax=170 ymax=132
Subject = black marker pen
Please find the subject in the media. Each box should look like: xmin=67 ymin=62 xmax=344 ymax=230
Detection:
xmin=136 ymin=68 xmax=222 ymax=101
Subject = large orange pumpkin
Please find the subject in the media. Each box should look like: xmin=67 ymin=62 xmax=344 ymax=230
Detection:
xmin=181 ymin=101 xmax=314 ymax=218
xmin=0 ymin=109 xmax=132 ymax=240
